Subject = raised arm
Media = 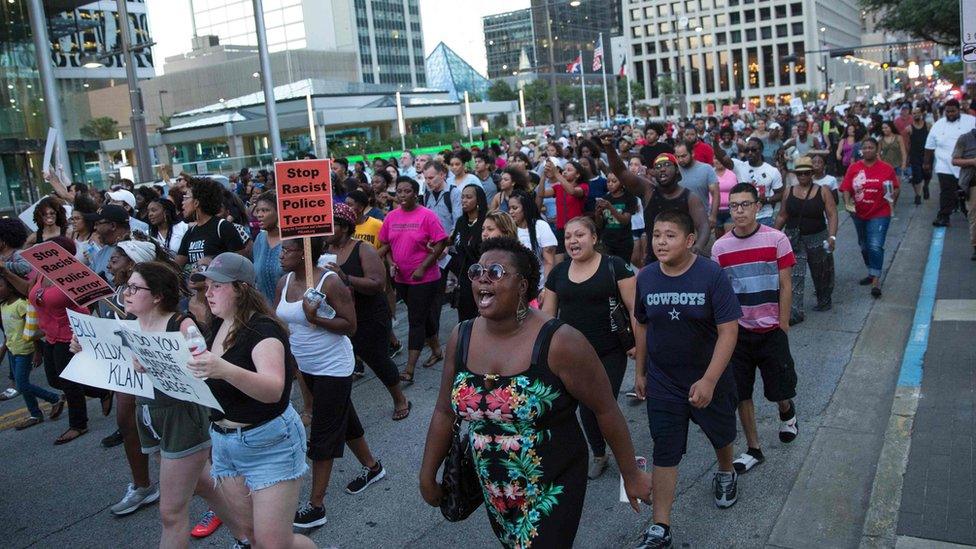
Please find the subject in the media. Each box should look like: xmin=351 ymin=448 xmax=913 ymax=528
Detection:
xmin=599 ymin=135 xmax=651 ymax=199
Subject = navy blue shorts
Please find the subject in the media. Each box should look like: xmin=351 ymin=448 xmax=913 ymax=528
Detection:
xmin=730 ymin=327 xmax=797 ymax=403
xmin=647 ymin=389 xmax=738 ymax=468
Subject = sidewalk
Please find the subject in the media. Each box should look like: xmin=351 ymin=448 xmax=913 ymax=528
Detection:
xmin=896 ymin=214 xmax=976 ymax=546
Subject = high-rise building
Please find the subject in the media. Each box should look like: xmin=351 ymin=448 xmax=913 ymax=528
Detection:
xmin=621 ymin=0 xmax=868 ymax=115
xmin=190 ymin=0 xmax=426 ymax=87
xmin=483 ymin=9 xmax=536 ymax=79
xmin=530 ymin=0 xmax=622 ymax=78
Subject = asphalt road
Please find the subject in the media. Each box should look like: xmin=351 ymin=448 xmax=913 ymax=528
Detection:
xmin=0 ymin=197 xmax=928 ymax=548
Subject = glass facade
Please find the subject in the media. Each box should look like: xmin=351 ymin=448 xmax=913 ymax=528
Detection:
xmin=193 ymin=0 xmax=305 ymax=52
xmin=425 ymin=42 xmax=490 ymax=101
xmin=531 ymin=0 xmax=622 ymax=76
xmin=483 ymin=9 xmax=536 ymax=79
xmin=354 ymin=0 xmax=425 ymax=87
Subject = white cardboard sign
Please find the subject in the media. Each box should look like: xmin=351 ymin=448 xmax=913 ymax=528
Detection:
xmin=63 ymin=311 xmax=153 ymax=398
xmin=120 ymin=327 xmax=223 ymax=411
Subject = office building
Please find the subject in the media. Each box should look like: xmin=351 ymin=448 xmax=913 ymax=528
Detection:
xmin=530 ymin=0 xmax=622 ymax=78
xmin=621 ymin=0 xmax=867 ymax=115
xmin=190 ymin=0 xmax=426 ymax=87
xmin=483 ymin=9 xmax=536 ymax=79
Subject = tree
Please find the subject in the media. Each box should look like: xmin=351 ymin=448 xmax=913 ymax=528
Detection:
xmin=859 ymin=0 xmax=959 ymax=46
xmin=615 ymin=79 xmax=645 ymax=114
xmin=80 ymin=116 xmax=120 ymax=140
xmin=486 ymin=80 xmax=518 ymax=101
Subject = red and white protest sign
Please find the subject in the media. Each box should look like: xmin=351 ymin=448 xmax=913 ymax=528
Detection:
xmin=21 ymin=241 xmax=115 ymax=306
xmin=274 ymin=159 xmax=334 ymax=239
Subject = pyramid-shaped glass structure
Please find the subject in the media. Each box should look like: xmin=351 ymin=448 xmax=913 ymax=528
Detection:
xmin=425 ymin=42 xmax=490 ymax=101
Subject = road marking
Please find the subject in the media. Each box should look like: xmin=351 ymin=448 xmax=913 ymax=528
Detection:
xmin=896 ymin=227 xmax=945 ymax=388
xmin=0 ymin=402 xmax=52 ymax=432
xmin=932 ymin=299 xmax=976 ymax=322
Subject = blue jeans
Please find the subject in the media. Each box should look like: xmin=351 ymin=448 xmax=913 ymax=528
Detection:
xmin=9 ymin=354 xmax=59 ymax=418
xmin=851 ymin=215 xmax=891 ymax=277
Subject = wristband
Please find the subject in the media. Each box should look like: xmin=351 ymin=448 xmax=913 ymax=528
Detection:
xmin=828 ymin=236 xmax=836 ymax=241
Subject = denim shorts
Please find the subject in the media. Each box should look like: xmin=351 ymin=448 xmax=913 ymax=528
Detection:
xmin=210 ymin=405 xmax=309 ymax=491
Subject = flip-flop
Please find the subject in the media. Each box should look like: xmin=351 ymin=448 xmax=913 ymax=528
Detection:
xmin=399 ymin=371 xmax=414 ymax=384
xmin=54 ymin=428 xmax=88 ymax=445
xmin=392 ymin=401 xmax=412 ymax=421
xmin=422 ymin=353 xmax=443 ymax=368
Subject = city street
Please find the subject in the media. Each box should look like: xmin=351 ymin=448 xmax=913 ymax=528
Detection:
xmin=2 ymin=196 xmax=967 ymax=548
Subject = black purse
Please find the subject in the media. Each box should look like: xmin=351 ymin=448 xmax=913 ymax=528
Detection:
xmin=606 ymin=258 xmax=636 ymax=350
xmin=439 ymin=320 xmax=483 ymax=522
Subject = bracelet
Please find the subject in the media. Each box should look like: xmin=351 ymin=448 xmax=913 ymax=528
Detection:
xmin=828 ymin=236 xmax=836 ymax=241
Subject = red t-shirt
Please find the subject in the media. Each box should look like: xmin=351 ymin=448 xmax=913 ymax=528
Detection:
xmin=840 ymin=160 xmax=898 ymax=219
xmin=28 ymin=274 xmax=88 ymax=344
xmin=554 ymin=181 xmax=589 ymax=229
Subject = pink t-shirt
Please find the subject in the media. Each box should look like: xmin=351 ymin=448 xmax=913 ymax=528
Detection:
xmin=716 ymin=168 xmax=738 ymax=210
xmin=379 ymin=206 xmax=449 ymax=285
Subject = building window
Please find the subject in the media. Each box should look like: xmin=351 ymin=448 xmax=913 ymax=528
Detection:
xmin=658 ymin=4 xmax=670 ymax=16
xmin=660 ymin=40 xmax=670 ymax=53
xmin=778 ymin=43 xmax=791 ymax=86
xmin=660 ymin=22 xmax=671 ymax=33
xmin=733 ymin=48 xmax=744 ymax=91
xmin=728 ymin=0 xmax=738 ymax=5
xmin=747 ymin=47 xmax=759 ymax=87
xmin=793 ymin=41 xmax=806 ymax=84
xmin=715 ymin=14 xmax=727 ymax=25
xmin=730 ymin=30 xmax=741 ymax=43
xmin=790 ymin=2 xmax=802 ymax=15
xmin=775 ymin=5 xmax=786 ymax=17
xmin=719 ymin=50 xmax=730 ymax=92
xmin=633 ymin=26 xmax=643 ymax=37
xmin=745 ymin=28 xmax=756 ymax=41
xmin=689 ymin=35 xmax=700 ymax=48
xmin=649 ymin=60 xmax=658 ymax=97
xmin=776 ymin=24 xmax=788 ymax=37
xmin=647 ymin=42 xmax=657 ymax=54
xmin=761 ymin=26 xmax=771 ymax=39
xmin=716 ymin=32 xmax=727 ymax=45
xmin=730 ymin=12 xmax=740 ymax=24
xmin=690 ymin=53 xmax=701 ymax=94
xmin=759 ymin=7 xmax=770 ymax=20
xmin=791 ymin=22 xmax=803 ymax=35
xmin=745 ymin=10 xmax=755 ymax=23
xmin=762 ymin=45 xmax=774 ymax=87
xmin=704 ymin=51 xmax=715 ymax=93
xmin=634 ymin=43 xmax=643 ymax=55
xmin=645 ymin=6 xmax=655 ymax=17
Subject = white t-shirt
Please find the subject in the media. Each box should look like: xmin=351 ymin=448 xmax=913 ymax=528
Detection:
xmin=731 ymin=158 xmax=783 ymax=220
xmin=517 ymin=219 xmax=557 ymax=288
xmin=447 ymin=172 xmax=483 ymax=190
xmin=925 ymin=114 xmax=976 ymax=177
xmin=814 ymin=174 xmax=838 ymax=191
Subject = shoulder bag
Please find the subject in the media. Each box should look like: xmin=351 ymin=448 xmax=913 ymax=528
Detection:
xmin=606 ymin=258 xmax=636 ymax=350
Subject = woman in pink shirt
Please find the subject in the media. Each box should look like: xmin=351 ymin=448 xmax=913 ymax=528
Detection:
xmin=713 ymin=157 xmax=739 ymax=239
xmin=28 ymin=236 xmax=112 ymax=444
xmin=378 ymin=178 xmax=449 ymax=383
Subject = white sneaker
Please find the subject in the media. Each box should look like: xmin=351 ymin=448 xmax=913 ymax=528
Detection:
xmin=110 ymin=483 xmax=159 ymax=516
xmin=0 ymin=387 xmax=19 ymax=400
xmin=732 ymin=452 xmax=764 ymax=473
xmin=587 ymin=455 xmax=610 ymax=479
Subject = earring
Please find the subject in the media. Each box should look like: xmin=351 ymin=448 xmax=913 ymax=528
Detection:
xmin=516 ymin=294 xmax=529 ymax=324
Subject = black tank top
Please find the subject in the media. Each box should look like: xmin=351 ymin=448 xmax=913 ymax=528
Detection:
xmin=643 ymin=187 xmax=691 ymax=234
xmin=784 ymin=184 xmax=827 ymax=235
xmin=339 ymin=240 xmax=389 ymax=322
xmin=908 ymin=124 xmax=928 ymax=159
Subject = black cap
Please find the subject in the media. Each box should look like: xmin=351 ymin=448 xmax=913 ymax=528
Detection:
xmin=83 ymin=204 xmax=129 ymax=225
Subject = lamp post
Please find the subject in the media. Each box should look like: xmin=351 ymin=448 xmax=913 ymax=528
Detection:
xmin=26 ymin=0 xmax=70 ymax=176
xmin=252 ymin=0 xmax=282 ymax=160
xmin=395 ymin=91 xmax=407 ymax=151
xmin=542 ymin=1 xmax=562 ymax=137
xmin=116 ymin=0 xmax=154 ymax=183
xmin=819 ymin=26 xmax=829 ymax=103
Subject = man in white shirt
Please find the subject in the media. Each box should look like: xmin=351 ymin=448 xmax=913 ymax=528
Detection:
xmin=925 ymin=99 xmax=976 ymax=226
xmin=716 ymin=138 xmax=784 ymax=226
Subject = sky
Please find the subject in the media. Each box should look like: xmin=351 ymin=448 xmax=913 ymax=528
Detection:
xmin=146 ymin=0 xmax=530 ymax=76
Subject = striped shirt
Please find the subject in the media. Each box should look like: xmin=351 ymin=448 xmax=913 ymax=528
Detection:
xmin=711 ymin=224 xmax=795 ymax=332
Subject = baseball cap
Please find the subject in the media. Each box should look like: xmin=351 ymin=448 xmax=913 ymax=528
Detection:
xmin=106 ymin=189 xmax=136 ymax=210
xmin=83 ymin=204 xmax=129 ymax=225
xmin=192 ymin=252 xmax=255 ymax=285
xmin=768 ymin=122 xmax=782 ymax=130
xmin=654 ymin=153 xmax=678 ymax=166
xmin=794 ymin=156 xmax=814 ymax=172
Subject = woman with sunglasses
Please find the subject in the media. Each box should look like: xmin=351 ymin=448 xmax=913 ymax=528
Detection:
xmin=187 ymin=253 xmax=313 ymax=549
xmin=377 ymin=177 xmax=449 ymax=383
xmin=25 ymin=196 xmax=68 ymax=246
xmin=542 ymin=216 xmax=636 ymax=479
xmin=420 ymin=237 xmax=651 ymax=548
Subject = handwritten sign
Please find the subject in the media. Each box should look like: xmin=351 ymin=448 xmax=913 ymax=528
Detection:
xmin=120 ymin=328 xmax=223 ymax=411
xmin=63 ymin=311 xmax=153 ymax=398
xmin=22 ymin=241 xmax=114 ymax=306
xmin=274 ymin=159 xmax=334 ymax=239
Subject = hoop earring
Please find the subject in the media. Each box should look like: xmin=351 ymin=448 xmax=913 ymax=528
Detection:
xmin=516 ymin=294 xmax=529 ymax=324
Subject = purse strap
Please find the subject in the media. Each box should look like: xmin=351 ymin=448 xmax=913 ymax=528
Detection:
xmin=606 ymin=256 xmax=624 ymax=307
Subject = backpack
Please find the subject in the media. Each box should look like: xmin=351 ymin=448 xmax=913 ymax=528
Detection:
xmin=424 ymin=185 xmax=455 ymax=218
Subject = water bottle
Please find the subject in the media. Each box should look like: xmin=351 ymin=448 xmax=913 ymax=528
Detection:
xmin=186 ymin=325 xmax=207 ymax=356
xmin=304 ymin=288 xmax=336 ymax=319
xmin=883 ymin=180 xmax=894 ymax=204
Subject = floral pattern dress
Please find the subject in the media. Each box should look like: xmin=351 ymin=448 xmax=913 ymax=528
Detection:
xmin=451 ymin=319 xmax=588 ymax=548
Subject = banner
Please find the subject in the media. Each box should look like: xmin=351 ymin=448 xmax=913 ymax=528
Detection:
xmin=274 ymin=159 xmax=334 ymax=239
xmin=63 ymin=311 xmax=153 ymax=398
xmin=22 ymin=241 xmax=114 ymax=306
xmin=120 ymin=327 xmax=223 ymax=411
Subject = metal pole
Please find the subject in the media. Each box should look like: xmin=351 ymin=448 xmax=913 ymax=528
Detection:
xmin=252 ymin=0 xmax=282 ymax=160
xmin=543 ymin=3 xmax=561 ymax=137
xmin=625 ymin=60 xmax=635 ymax=127
xmin=518 ymin=87 xmax=527 ymax=127
xmin=306 ymin=92 xmax=317 ymax=156
xmin=395 ymin=91 xmax=407 ymax=151
xmin=599 ymin=33 xmax=610 ymax=126
xmin=26 ymin=0 xmax=71 ymax=176
xmin=579 ymin=50 xmax=587 ymax=125
xmin=116 ymin=0 xmax=154 ymax=183
xmin=464 ymin=91 xmax=473 ymax=144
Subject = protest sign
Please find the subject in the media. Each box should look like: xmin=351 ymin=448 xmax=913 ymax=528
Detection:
xmin=120 ymin=327 xmax=223 ymax=411
xmin=790 ymin=97 xmax=804 ymax=116
xmin=19 ymin=199 xmax=72 ymax=232
xmin=21 ymin=241 xmax=114 ymax=306
xmin=42 ymin=127 xmax=57 ymax=176
xmin=62 ymin=311 xmax=153 ymax=398
xmin=274 ymin=159 xmax=334 ymax=239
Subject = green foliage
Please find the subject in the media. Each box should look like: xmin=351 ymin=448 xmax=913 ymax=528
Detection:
xmin=859 ymin=0 xmax=959 ymax=45
xmin=80 ymin=116 xmax=119 ymax=140
xmin=487 ymin=80 xmax=519 ymax=101
xmin=938 ymin=61 xmax=964 ymax=86
xmin=657 ymin=78 xmax=679 ymax=96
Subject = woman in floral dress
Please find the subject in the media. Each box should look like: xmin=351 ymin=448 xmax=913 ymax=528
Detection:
xmin=420 ymin=237 xmax=652 ymax=548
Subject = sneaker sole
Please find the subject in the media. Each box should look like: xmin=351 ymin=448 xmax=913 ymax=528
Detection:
xmin=715 ymin=495 xmax=738 ymax=509
xmin=111 ymin=491 xmax=160 ymax=516
xmin=293 ymin=516 xmax=327 ymax=528
xmin=345 ymin=469 xmax=387 ymax=494
xmin=732 ymin=459 xmax=762 ymax=474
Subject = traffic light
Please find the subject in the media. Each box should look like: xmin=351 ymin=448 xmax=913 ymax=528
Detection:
xmin=881 ymin=62 xmax=890 ymax=70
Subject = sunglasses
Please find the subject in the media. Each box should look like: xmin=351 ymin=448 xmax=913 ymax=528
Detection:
xmin=467 ymin=263 xmax=513 ymax=282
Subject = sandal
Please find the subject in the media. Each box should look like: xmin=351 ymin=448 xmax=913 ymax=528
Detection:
xmin=54 ymin=427 xmax=88 ymax=445
xmin=399 ymin=371 xmax=414 ymax=384
xmin=101 ymin=392 xmax=114 ymax=416
xmin=422 ymin=353 xmax=443 ymax=368
xmin=49 ymin=395 xmax=66 ymax=420
xmin=392 ymin=401 xmax=412 ymax=421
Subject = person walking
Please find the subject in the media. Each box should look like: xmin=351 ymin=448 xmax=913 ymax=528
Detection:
xmin=950 ymin=126 xmax=976 ymax=260
xmin=450 ymin=185 xmax=488 ymax=322
xmin=774 ymin=157 xmax=838 ymax=321
xmin=419 ymin=237 xmax=651 ymax=548
xmin=840 ymin=138 xmax=899 ymax=298
xmin=542 ymin=217 xmax=636 ymax=479
xmin=906 ymin=107 xmax=931 ymax=203
xmin=250 ymin=191 xmax=283 ymax=304
xmin=926 ymin=99 xmax=976 ymax=227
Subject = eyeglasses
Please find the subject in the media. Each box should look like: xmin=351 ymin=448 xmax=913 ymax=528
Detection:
xmin=728 ymin=201 xmax=758 ymax=211
xmin=119 ymin=283 xmax=151 ymax=295
xmin=467 ymin=263 xmax=512 ymax=282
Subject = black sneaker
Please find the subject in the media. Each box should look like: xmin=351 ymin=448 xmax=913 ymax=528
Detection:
xmin=101 ymin=429 xmax=124 ymax=448
xmin=871 ymin=286 xmax=882 ymax=298
xmin=293 ymin=503 xmax=327 ymax=528
xmin=914 ymin=195 xmax=922 ymax=205
xmin=635 ymin=524 xmax=672 ymax=548
xmin=352 ymin=357 xmax=366 ymax=379
xmin=713 ymin=471 xmax=738 ymax=508
xmin=389 ymin=341 xmax=402 ymax=360
xmin=345 ymin=461 xmax=386 ymax=494
xmin=923 ymin=185 xmax=930 ymax=200
xmin=811 ymin=302 xmax=832 ymax=312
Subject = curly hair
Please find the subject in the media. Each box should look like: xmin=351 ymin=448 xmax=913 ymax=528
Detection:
xmin=479 ymin=236 xmax=541 ymax=301
xmin=33 ymin=196 xmax=67 ymax=231
xmin=0 ymin=218 xmax=29 ymax=249
xmin=186 ymin=177 xmax=224 ymax=216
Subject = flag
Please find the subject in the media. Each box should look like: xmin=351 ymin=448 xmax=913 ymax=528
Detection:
xmin=618 ymin=58 xmax=627 ymax=77
xmin=592 ymin=35 xmax=604 ymax=71
xmin=566 ymin=54 xmax=582 ymax=74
